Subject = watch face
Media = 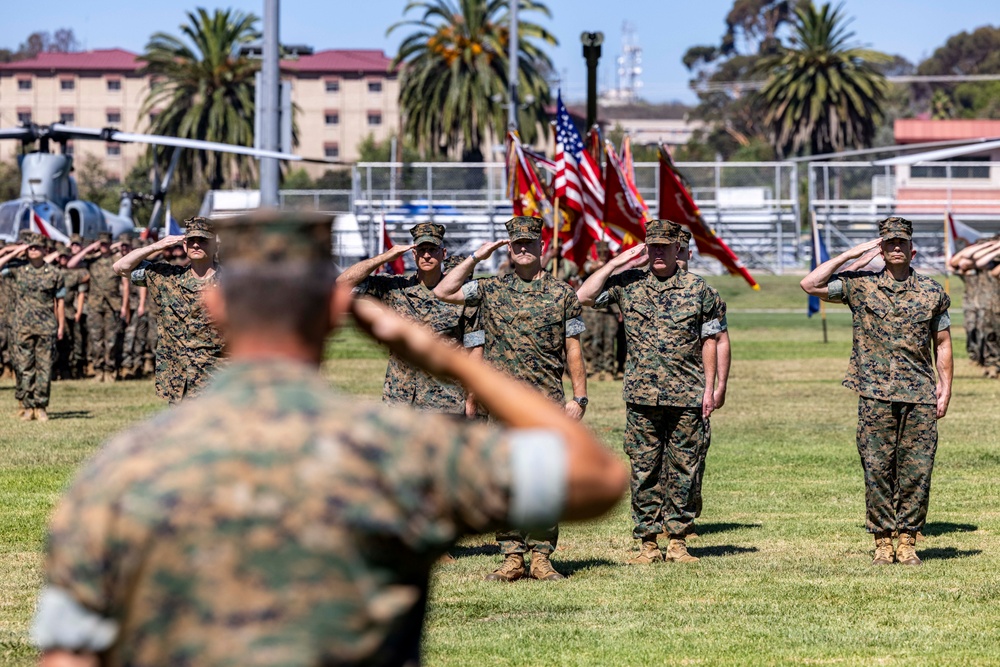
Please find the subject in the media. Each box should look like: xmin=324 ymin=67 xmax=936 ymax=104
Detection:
xmin=576 ymin=397 xmax=589 ymax=407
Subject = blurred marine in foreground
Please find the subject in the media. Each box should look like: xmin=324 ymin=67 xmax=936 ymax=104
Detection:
xmin=32 ymin=210 xmax=627 ymax=667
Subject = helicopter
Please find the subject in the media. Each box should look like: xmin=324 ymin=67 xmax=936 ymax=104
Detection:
xmin=0 ymin=122 xmax=325 ymax=243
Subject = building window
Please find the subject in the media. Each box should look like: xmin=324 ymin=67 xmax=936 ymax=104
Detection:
xmin=60 ymin=79 xmax=75 ymax=91
xmin=17 ymin=111 xmax=31 ymax=124
xmin=911 ymin=158 xmax=990 ymax=180
xmin=107 ymin=79 xmax=121 ymax=91
xmin=107 ymin=144 xmax=121 ymax=157
xmin=107 ymin=111 xmax=121 ymax=124
xmin=367 ymin=112 xmax=382 ymax=126
xmin=325 ymin=80 xmax=340 ymax=93
xmin=17 ymin=79 xmax=31 ymax=91
xmin=59 ymin=111 xmax=75 ymax=124
xmin=324 ymin=111 xmax=339 ymax=126
xmin=65 ymin=142 xmax=74 ymax=156
xmin=368 ymin=81 xmax=382 ymax=93
xmin=324 ymin=144 xmax=340 ymax=159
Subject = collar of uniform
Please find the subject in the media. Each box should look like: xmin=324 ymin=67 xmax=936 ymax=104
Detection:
xmin=207 ymin=359 xmax=327 ymax=393
xmin=507 ymin=271 xmax=548 ymax=293
xmin=644 ymin=268 xmax=683 ymax=292
xmin=876 ymin=267 xmax=917 ymax=294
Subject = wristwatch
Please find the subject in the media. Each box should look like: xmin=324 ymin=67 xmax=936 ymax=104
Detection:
xmin=573 ymin=396 xmax=589 ymax=408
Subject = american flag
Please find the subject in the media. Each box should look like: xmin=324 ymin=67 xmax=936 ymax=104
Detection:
xmin=554 ymin=93 xmax=612 ymax=251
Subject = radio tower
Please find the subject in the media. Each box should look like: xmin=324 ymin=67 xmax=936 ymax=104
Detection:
xmin=603 ymin=22 xmax=643 ymax=106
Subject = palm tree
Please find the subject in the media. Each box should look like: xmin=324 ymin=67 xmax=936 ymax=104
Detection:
xmin=139 ymin=8 xmax=260 ymax=188
xmin=389 ymin=0 xmax=557 ymax=160
xmin=756 ymin=2 xmax=888 ymax=157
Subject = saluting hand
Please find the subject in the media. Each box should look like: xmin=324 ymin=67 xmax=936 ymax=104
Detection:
xmin=473 ymin=240 xmax=508 ymax=262
xmin=614 ymin=244 xmax=648 ymax=270
xmin=158 ymin=235 xmax=185 ymax=249
xmin=388 ymin=244 xmax=415 ymax=259
xmin=844 ymin=238 xmax=882 ymax=260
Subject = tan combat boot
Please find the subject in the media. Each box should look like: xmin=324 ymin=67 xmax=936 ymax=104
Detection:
xmin=19 ymin=406 xmax=35 ymax=421
xmin=529 ymin=551 xmax=565 ymax=581
xmin=484 ymin=554 xmax=526 ymax=582
xmin=664 ymin=537 xmax=699 ymax=563
xmin=143 ymin=358 xmax=155 ymax=375
xmin=33 ymin=408 xmax=49 ymax=422
xmin=872 ymin=532 xmax=894 ymax=565
xmin=627 ymin=540 xmax=663 ymax=564
xmin=896 ymin=531 xmax=922 ymax=566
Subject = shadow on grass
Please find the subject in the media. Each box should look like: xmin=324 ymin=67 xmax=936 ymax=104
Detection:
xmin=694 ymin=522 xmax=762 ymax=536
xmin=690 ymin=544 xmax=759 ymax=558
xmin=556 ymin=558 xmax=618 ymax=577
xmin=451 ymin=543 xmax=500 ymax=558
xmin=47 ymin=410 xmax=93 ymax=420
xmin=923 ymin=522 xmax=978 ymax=536
xmin=919 ymin=547 xmax=982 ymax=561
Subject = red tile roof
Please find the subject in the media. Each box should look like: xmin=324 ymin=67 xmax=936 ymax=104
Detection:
xmin=895 ymin=119 xmax=1000 ymax=143
xmin=0 ymin=48 xmax=141 ymax=72
xmin=283 ymin=49 xmax=395 ymax=74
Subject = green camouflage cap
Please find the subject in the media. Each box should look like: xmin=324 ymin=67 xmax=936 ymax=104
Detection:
xmin=878 ymin=216 xmax=912 ymax=241
xmin=58 ymin=246 xmax=72 ymax=258
xmin=505 ymin=216 xmax=543 ymax=242
xmin=117 ymin=231 xmax=134 ymax=244
xmin=184 ymin=217 xmax=216 ymax=239
xmin=97 ymin=232 xmax=113 ymax=244
xmin=215 ymin=209 xmax=332 ymax=264
xmin=442 ymin=254 xmax=466 ymax=273
xmin=644 ymin=219 xmax=682 ymax=245
xmin=409 ymin=222 xmax=445 ymax=247
xmin=70 ymin=234 xmax=83 ymax=245
xmin=678 ymin=228 xmax=692 ymax=248
xmin=23 ymin=232 xmax=46 ymax=247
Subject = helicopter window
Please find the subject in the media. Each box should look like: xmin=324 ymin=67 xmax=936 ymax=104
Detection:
xmin=18 ymin=79 xmax=32 ymax=91
xmin=107 ymin=145 xmax=121 ymax=157
xmin=107 ymin=79 xmax=121 ymax=91
xmin=61 ymin=79 xmax=75 ymax=91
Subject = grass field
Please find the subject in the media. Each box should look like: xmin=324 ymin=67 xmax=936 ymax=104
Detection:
xmin=3 ymin=274 xmax=1000 ymax=666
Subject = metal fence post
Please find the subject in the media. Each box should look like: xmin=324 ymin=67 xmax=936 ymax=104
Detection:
xmin=792 ymin=162 xmax=801 ymax=264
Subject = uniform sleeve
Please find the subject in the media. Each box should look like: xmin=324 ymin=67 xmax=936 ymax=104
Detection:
xmin=54 ymin=273 xmax=66 ymax=300
xmin=593 ymin=273 xmax=623 ymax=309
xmin=130 ymin=260 xmax=173 ymax=288
xmin=699 ymin=285 xmax=723 ymax=338
xmin=931 ymin=291 xmax=952 ymax=332
xmin=564 ymin=289 xmax=586 ymax=337
xmin=355 ymin=274 xmax=397 ymax=300
xmin=462 ymin=304 xmax=484 ymax=348
xmin=827 ymin=272 xmax=854 ymax=306
xmin=461 ymin=279 xmax=482 ymax=306
xmin=715 ymin=291 xmax=729 ymax=332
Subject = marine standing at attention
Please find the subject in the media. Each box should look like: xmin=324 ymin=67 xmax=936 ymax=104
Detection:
xmin=435 ymin=215 xmax=589 ymax=582
xmin=337 ymin=222 xmax=475 ymax=414
xmin=577 ymin=219 xmax=722 ymax=565
xmin=31 ymin=209 xmax=627 ymax=667
xmin=801 ymin=216 xmax=953 ymax=566
xmin=114 ymin=218 xmax=224 ymax=403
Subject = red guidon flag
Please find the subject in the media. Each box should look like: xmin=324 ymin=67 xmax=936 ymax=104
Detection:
xmin=603 ymin=141 xmax=648 ymax=247
xmin=378 ymin=216 xmax=405 ymax=275
xmin=658 ymin=145 xmax=759 ymax=290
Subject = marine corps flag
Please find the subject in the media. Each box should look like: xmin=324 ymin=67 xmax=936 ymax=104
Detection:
xmin=506 ymin=130 xmax=558 ymax=248
xmin=657 ymin=145 xmax=760 ymax=290
xmin=603 ymin=142 xmax=647 ymax=244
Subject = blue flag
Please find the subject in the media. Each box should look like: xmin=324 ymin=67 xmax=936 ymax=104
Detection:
xmin=166 ymin=203 xmax=183 ymax=237
xmin=808 ymin=224 xmax=830 ymax=317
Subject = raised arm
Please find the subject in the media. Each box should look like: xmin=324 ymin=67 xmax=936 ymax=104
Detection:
xmin=0 ymin=244 xmax=27 ymax=268
xmin=433 ymin=240 xmax=507 ymax=303
xmin=973 ymin=243 xmax=1000 ymax=270
xmin=800 ymin=238 xmax=882 ymax=300
xmin=67 ymin=241 xmax=100 ymax=269
xmin=336 ymin=244 xmax=415 ymax=289
xmin=351 ymin=297 xmax=628 ymax=521
xmin=576 ymin=244 xmax=647 ymax=307
xmin=113 ymin=236 xmax=183 ymax=276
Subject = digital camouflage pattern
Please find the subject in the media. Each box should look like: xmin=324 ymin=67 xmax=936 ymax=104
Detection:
xmin=505 ymin=215 xmax=543 ymax=241
xmin=828 ymin=269 xmax=950 ymax=404
xmin=856 ymin=397 xmax=937 ymax=533
xmin=357 ymin=273 xmax=470 ymax=413
xmin=625 ymin=404 xmax=707 ymax=539
xmin=595 ymin=268 xmax=721 ymax=406
xmin=463 ymin=271 xmax=585 ymax=404
xmin=962 ymin=270 xmax=984 ymax=364
xmin=131 ymin=261 xmax=223 ymax=403
xmin=57 ymin=267 xmax=88 ymax=377
xmin=43 ymin=360 xmax=514 ymax=667
xmin=2 ymin=262 xmax=64 ymax=407
xmin=86 ymin=254 xmax=125 ymax=372
xmin=980 ymin=273 xmax=1000 ymax=372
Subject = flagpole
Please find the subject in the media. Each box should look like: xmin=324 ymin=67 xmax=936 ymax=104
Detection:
xmin=552 ymin=195 xmax=561 ymax=276
xmin=943 ymin=210 xmax=951 ymax=295
xmin=811 ymin=210 xmax=828 ymax=344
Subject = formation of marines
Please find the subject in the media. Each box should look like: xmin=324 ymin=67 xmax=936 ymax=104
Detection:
xmin=0 ymin=219 xmax=224 ymax=419
xmin=948 ymin=235 xmax=1000 ymax=378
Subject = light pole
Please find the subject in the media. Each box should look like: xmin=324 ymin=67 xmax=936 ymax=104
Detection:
xmin=259 ymin=0 xmax=280 ymax=207
xmin=580 ymin=31 xmax=604 ymax=130
xmin=507 ymin=0 xmax=519 ymax=131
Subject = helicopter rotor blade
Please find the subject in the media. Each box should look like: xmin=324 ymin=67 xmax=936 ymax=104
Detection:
xmin=0 ymin=127 xmax=36 ymax=141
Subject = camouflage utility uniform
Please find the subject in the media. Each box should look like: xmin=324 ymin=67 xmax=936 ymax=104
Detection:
xmin=980 ymin=272 xmax=1000 ymax=374
xmin=357 ymin=274 xmax=472 ymax=414
xmin=131 ymin=261 xmax=223 ymax=403
xmin=595 ymin=268 xmax=722 ymax=540
xmin=0 ymin=252 xmax=12 ymax=376
xmin=463 ymin=270 xmax=585 ymax=556
xmin=56 ymin=266 xmax=87 ymax=379
xmin=582 ymin=256 xmax=619 ymax=377
xmin=961 ymin=270 xmax=983 ymax=365
xmin=85 ymin=253 xmax=125 ymax=376
xmin=2 ymin=260 xmax=65 ymax=409
xmin=828 ymin=269 xmax=951 ymax=534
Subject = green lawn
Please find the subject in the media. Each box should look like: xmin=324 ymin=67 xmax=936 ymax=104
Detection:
xmin=3 ymin=274 xmax=999 ymax=666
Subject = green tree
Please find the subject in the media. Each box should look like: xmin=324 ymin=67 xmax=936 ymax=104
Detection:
xmin=755 ymin=2 xmax=889 ymax=157
xmin=388 ymin=0 xmax=557 ymax=160
xmin=139 ymin=8 xmax=261 ymax=189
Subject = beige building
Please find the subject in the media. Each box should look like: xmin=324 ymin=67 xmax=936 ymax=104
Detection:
xmin=0 ymin=47 xmax=399 ymax=181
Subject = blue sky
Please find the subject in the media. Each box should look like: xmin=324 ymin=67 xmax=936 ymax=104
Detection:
xmin=1 ymin=1 xmax=996 ymax=103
